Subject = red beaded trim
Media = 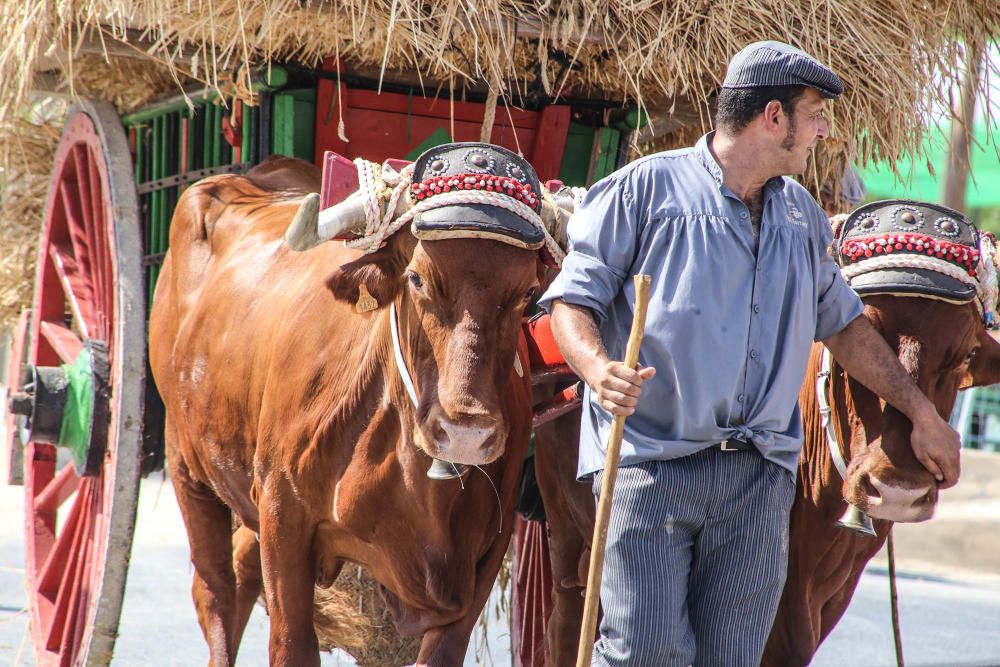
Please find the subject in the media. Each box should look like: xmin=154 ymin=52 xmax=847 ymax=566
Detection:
xmin=841 ymin=233 xmax=980 ymax=276
xmin=409 ymin=173 xmax=540 ymax=210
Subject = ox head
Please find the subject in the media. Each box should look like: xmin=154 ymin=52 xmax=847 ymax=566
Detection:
xmin=286 ymin=143 xmax=574 ymax=468
xmin=833 ymin=200 xmax=1000 ymax=523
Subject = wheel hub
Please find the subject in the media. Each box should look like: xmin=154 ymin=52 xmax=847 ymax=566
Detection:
xmin=9 ymin=339 xmax=110 ymax=476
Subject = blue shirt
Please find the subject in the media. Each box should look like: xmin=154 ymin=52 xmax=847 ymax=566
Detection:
xmin=537 ymin=133 xmax=864 ymax=478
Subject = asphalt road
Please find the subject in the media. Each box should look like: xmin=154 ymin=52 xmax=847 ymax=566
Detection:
xmin=1 ymin=467 xmax=999 ymax=666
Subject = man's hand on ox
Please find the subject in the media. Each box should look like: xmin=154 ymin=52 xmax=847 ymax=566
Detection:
xmin=823 ymin=314 xmax=962 ymax=487
xmin=910 ymin=409 xmax=962 ymax=489
xmin=592 ymin=362 xmax=656 ymax=416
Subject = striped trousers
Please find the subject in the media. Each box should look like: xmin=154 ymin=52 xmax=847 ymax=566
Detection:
xmin=591 ymin=445 xmax=795 ymax=667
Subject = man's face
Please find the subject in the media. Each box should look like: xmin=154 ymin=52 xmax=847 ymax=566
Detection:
xmin=778 ymin=88 xmax=830 ymax=174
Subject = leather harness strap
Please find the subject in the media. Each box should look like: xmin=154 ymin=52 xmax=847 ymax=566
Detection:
xmin=816 ymin=346 xmax=850 ymax=480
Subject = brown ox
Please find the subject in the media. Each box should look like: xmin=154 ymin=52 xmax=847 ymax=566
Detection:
xmin=764 ymin=295 xmax=1000 ymax=665
xmin=533 ymin=293 xmax=1000 ymax=666
xmin=149 ymin=156 xmax=542 ymax=665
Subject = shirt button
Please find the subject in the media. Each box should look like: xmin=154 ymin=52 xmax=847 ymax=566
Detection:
xmin=750 ymin=349 xmax=759 ymax=359
xmin=753 ymin=304 xmax=761 ymax=314
xmin=737 ymin=394 xmax=745 ymax=402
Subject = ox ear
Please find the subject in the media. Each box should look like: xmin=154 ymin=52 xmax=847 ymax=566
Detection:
xmin=325 ymin=233 xmax=415 ymax=309
xmin=961 ymin=329 xmax=1000 ymax=389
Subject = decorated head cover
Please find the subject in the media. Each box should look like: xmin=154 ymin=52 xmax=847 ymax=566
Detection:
xmin=835 ymin=199 xmax=981 ymax=303
xmin=408 ymin=142 xmax=545 ymax=249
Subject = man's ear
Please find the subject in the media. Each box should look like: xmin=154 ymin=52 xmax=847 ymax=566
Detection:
xmin=961 ymin=329 xmax=1000 ymax=389
xmin=762 ymin=99 xmax=785 ymax=131
xmin=325 ymin=232 xmax=416 ymax=309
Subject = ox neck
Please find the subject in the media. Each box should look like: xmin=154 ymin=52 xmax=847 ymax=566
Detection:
xmin=816 ymin=347 xmax=850 ymax=480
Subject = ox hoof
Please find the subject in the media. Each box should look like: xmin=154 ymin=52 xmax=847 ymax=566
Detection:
xmin=426 ymin=458 xmax=469 ymax=480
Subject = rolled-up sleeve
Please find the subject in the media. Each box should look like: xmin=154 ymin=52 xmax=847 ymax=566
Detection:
xmin=537 ymin=176 xmax=639 ymax=321
xmin=814 ymin=214 xmax=864 ymax=341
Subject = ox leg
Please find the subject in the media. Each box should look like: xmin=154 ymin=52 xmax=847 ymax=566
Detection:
xmin=414 ymin=535 xmax=514 ymax=665
xmin=230 ymin=525 xmax=264 ymax=658
xmin=546 ymin=530 xmax=588 ymax=663
xmin=170 ymin=456 xmax=240 ymax=666
xmin=258 ymin=476 xmax=321 ymax=667
xmin=534 ymin=411 xmax=593 ymax=665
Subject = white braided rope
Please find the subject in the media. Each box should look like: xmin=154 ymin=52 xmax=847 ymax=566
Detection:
xmin=978 ymin=234 xmax=999 ymax=325
xmin=841 ymin=240 xmax=1000 ymax=324
xmin=342 ymin=158 xmax=568 ymax=264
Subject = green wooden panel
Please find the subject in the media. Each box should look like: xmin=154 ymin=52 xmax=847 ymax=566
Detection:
xmin=272 ymin=88 xmax=316 ymax=160
xmin=592 ymin=127 xmax=621 ymax=182
xmin=559 ymin=122 xmax=595 ymax=187
xmin=405 ymin=127 xmax=452 ymax=162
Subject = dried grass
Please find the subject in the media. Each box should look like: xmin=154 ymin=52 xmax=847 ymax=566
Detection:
xmin=0 ymin=118 xmax=58 ymax=331
xmin=0 ymin=1 xmax=994 ymax=160
xmin=313 ymin=563 xmax=420 ymax=667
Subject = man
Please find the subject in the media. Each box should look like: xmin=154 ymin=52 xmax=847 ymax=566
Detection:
xmin=538 ymin=41 xmax=960 ymax=666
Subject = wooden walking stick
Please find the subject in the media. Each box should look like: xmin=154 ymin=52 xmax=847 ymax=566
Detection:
xmin=576 ymin=274 xmax=653 ymax=667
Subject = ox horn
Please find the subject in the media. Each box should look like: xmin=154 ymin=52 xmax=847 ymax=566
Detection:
xmin=284 ymin=191 xmax=414 ymax=251
xmin=836 ymin=504 xmax=876 ymax=537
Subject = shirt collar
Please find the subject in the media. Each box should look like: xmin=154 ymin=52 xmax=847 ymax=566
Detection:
xmin=694 ymin=131 xmax=787 ymax=199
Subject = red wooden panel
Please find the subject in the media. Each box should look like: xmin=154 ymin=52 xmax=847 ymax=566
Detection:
xmin=531 ymin=106 xmax=571 ymax=182
xmin=345 ymin=87 xmax=538 ymax=127
xmin=315 ymin=64 xmax=350 ymax=165
xmin=334 ymin=108 xmax=537 ymax=165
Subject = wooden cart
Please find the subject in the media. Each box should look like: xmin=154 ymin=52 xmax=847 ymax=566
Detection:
xmin=2 ymin=64 xmax=628 ymax=666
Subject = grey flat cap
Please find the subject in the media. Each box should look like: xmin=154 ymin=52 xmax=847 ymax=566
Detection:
xmin=723 ymin=41 xmax=844 ymax=98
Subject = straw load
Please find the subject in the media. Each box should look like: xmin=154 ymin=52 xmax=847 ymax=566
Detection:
xmin=0 ymin=2 xmax=996 ymax=330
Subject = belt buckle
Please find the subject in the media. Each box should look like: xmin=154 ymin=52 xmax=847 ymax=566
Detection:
xmin=720 ymin=439 xmax=741 ymax=452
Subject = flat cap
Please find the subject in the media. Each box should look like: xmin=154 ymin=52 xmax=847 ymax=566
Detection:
xmin=722 ymin=41 xmax=844 ymax=99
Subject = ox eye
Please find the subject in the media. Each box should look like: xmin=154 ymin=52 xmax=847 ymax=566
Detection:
xmin=523 ymin=287 xmax=537 ymax=302
xmin=407 ymin=272 xmax=424 ymax=290
xmin=966 ymin=349 xmax=978 ymax=365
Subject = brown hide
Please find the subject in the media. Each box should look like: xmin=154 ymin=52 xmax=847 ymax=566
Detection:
xmin=535 ymin=295 xmax=1000 ymax=667
xmin=149 ymin=157 xmax=538 ymax=666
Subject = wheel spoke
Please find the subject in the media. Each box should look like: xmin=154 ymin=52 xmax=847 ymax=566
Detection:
xmin=57 ymin=179 xmax=93 ymax=289
xmin=39 ymin=321 xmax=83 ymax=366
xmin=37 ymin=478 xmax=85 ymax=595
xmin=48 ymin=242 xmax=93 ymax=339
xmin=44 ymin=481 xmax=93 ymax=652
xmin=35 ymin=465 xmax=80 ymax=516
xmin=61 ymin=481 xmax=99 ymax=665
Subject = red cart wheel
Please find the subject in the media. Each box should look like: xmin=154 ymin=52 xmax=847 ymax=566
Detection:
xmin=512 ymin=515 xmax=554 ymax=667
xmin=14 ymin=101 xmax=145 ymax=667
